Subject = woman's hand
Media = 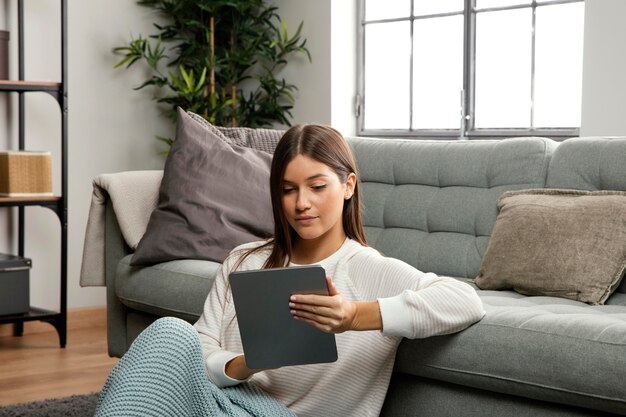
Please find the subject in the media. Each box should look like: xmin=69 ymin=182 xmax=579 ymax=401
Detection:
xmin=289 ymin=276 xmax=382 ymax=333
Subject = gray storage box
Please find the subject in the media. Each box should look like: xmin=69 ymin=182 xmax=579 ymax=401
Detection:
xmin=0 ymin=253 xmax=31 ymax=315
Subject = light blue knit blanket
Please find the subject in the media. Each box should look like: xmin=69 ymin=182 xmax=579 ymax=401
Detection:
xmin=95 ymin=317 xmax=295 ymax=417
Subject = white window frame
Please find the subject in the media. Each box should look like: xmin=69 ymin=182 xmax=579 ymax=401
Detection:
xmin=357 ymin=0 xmax=584 ymax=139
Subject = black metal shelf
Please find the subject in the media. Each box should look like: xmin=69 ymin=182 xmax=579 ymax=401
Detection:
xmin=0 ymin=196 xmax=64 ymax=220
xmin=0 ymin=80 xmax=62 ymax=92
xmin=0 ymin=307 xmax=66 ymax=345
xmin=0 ymin=0 xmax=68 ymax=348
xmin=0 ymin=196 xmax=61 ymax=206
xmin=0 ymin=80 xmax=64 ymax=103
xmin=0 ymin=306 xmax=61 ymax=324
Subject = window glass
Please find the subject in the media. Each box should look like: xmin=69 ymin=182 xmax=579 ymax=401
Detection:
xmin=365 ymin=0 xmax=410 ymax=21
xmin=364 ymin=21 xmax=411 ymax=130
xmin=413 ymin=15 xmax=463 ymax=129
xmin=414 ymin=0 xmax=463 ymax=16
xmin=475 ymin=8 xmax=532 ymax=128
xmin=534 ymin=2 xmax=584 ymax=127
xmin=359 ymin=0 xmax=584 ymax=136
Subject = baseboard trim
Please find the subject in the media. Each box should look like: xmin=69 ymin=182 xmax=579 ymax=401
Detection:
xmin=0 ymin=306 xmax=107 ymax=337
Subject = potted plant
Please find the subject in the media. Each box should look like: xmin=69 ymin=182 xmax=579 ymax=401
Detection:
xmin=113 ymin=0 xmax=311 ymax=148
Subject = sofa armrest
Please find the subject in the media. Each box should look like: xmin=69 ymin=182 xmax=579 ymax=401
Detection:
xmin=81 ymin=170 xmax=163 ymax=287
xmin=105 ymin=200 xmax=133 ymax=357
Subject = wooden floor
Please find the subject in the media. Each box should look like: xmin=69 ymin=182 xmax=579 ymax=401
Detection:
xmin=0 ymin=307 xmax=119 ymax=406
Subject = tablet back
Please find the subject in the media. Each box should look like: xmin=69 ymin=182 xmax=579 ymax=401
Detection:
xmin=230 ymin=265 xmax=338 ymax=369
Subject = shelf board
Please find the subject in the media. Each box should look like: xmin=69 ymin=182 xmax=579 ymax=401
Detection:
xmin=0 ymin=196 xmax=62 ymax=207
xmin=0 ymin=306 xmax=60 ymax=324
xmin=0 ymin=80 xmax=62 ymax=93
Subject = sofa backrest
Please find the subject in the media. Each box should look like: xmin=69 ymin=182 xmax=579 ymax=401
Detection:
xmin=348 ymin=136 xmax=557 ymax=278
xmin=546 ymin=136 xmax=626 ymax=293
xmin=547 ymin=137 xmax=626 ymax=191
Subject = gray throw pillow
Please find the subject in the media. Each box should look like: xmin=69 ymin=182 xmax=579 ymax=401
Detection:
xmin=217 ymin=126 xmax=284 ymax=154
xmin=474 ymin=189 xmax=626 ymax=305
xmin=131 ymin=108 xmax=275 ymax=265
xmin=186 ymin=111 xmax=284 ymax=153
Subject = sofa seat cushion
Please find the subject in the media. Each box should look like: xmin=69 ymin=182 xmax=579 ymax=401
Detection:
xmin=116 ymin=254 xmax=219 ymax=321
xmin=394 ymin=280 xmax=626 ymax=415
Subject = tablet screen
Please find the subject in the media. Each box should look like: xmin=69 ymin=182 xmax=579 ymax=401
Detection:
xmin=230 ymin=265 xmax=338 ymax=369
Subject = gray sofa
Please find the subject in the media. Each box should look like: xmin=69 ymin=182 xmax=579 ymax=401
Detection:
xmin=104 ymin=135 xmax=626 ymax=416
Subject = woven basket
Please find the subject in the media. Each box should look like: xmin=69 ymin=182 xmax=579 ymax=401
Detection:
xmin=0 ymin=151 xmax=52 ymax=197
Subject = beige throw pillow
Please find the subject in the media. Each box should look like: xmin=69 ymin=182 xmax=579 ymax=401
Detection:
xmin=474 ymin=189 xmax=626 ymax=305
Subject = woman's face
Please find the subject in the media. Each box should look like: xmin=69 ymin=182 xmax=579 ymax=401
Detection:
xmin=281 ymin=154 xmax=355 ymax=248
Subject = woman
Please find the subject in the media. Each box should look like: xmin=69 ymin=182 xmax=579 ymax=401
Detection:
xmin=96 ymin=124 xmax=484 ymax=417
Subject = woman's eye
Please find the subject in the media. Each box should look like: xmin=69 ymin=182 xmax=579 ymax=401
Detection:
xmin=312 ymin=184 xmax=327 ymax=191
xmin=283 ymin=188 xmax=295 ymax=194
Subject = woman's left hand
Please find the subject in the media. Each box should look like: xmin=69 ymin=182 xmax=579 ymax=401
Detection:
xmin=289 ymin=276 xmax=357 ymax=333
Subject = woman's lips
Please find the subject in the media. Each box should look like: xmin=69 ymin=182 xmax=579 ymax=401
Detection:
xmin=295 ymin=216 xmax=317 ymax=225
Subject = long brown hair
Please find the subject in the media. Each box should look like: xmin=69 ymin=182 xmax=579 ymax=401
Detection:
xmin=232 ymin=124 xmax=367 ymax=271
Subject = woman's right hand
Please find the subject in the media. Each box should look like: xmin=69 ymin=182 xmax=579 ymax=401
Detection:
xmin=225 ymin=355 xmax=265 ymax=380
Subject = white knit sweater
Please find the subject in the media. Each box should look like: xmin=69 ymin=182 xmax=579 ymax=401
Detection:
xmin=194 ymin=239 xmax=485 ymax=417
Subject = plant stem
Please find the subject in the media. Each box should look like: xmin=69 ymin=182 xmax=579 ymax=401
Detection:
xmin=230 ymin=28 xmax=237 ymax=127
xmin=231 ymin=85 xmax=237 ymax=127
xmin=210 ymin=15 xmax=215 ymax=95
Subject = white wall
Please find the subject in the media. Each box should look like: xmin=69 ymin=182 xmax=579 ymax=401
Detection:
xmin=580 ymin=0 xmax=626 ymax=136
xmin=1 ymin=1 xmax=623 ymax=310
xmin=1 ymin=1 xmax=169 ymax=311
xmin=271 ymin=0 xmax=332 ymax=127
xmin=270 ymin=0 xmax=358 ymax=136
xmin=66 ymin=1 xmax=170 ymax=308
xmin=330 ymin=0 xmax=358 ymax=136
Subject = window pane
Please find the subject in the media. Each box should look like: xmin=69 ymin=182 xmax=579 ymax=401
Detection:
xmin=476 ymin=0 xmax=531 ymax=8
xmin=534 ymin=3 xmax=584 ymax=128
xmin=413 ymin=15 xmax=463 ymax=129
xmin=364 ymin=22 xmax=411 ymax=130
xmin=475 ymin=9 xmax=532 ymax=128
xmin=365 ymin=0 xmax=410 ymax=21
xmin=414 ymin=0 xmax=463 ymax=16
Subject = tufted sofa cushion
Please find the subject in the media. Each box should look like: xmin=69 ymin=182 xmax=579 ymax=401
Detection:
xmin=547 ymin=137 xmax=626 ymax=192
xmin=349 ymin=137 xmax=557 ymax=278
xmin=376 ymin=136 xmax=626 ymax=414
xmin=547 ymin=136 xmax=626 ymax=294
xmin=394 ymin=281 xmax=626 ymax=414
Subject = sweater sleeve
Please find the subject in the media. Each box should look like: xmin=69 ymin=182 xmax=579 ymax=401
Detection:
xmin=350 ymin=252 xmax=485 ymax=339
xmin=193 ymin=254 xmax=250 ymax=388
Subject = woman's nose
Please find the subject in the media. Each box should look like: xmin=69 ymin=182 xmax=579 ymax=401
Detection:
xmin=296 ymin=190 xmax=311 ymax=211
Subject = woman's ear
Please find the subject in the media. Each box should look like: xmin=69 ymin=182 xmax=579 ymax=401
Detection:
xmin=345 ymin=173 xmax=357 ymax=199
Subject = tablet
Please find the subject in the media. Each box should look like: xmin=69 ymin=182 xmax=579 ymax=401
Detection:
xmin=229 ymin=265 xmax=338 ymax=369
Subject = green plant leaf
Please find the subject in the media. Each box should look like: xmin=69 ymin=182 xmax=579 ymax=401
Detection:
xmin=156 ymin=135 xmax=173 ymax=146
xmin=294 ymin=21 xmax=303 ymax=40
xmin=114 ymin=0 xmax=311 ymax=148
xmin=195 ymin=67 xmax=207 ymax=93
xmin=180 ymin=66 xmax=193 ymax=89
xmin=282 ymin=17 xmax=288 ymax=42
